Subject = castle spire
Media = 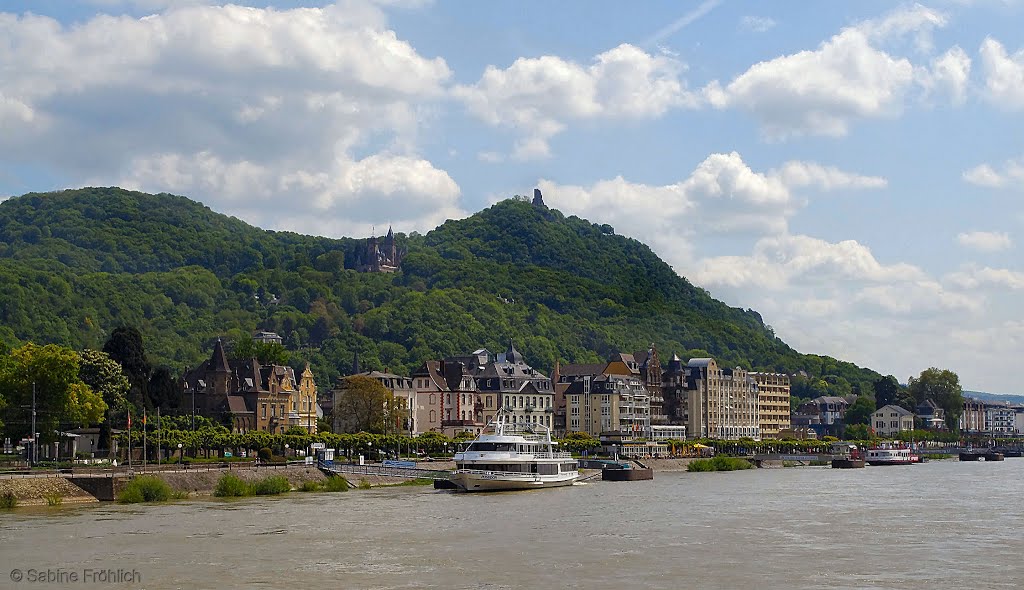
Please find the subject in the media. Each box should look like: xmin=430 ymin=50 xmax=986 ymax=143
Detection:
xmin=211 ymin=338 xmax=230 ymax=373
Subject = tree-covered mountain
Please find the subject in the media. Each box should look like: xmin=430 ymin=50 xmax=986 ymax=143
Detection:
xmin=0 ymin=187 xmax=880 ymax=399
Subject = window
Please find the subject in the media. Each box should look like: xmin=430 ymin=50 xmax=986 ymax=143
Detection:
xmin=486 ymin=397 xmax=492 ymax=408
xmin=271 ymin=405 xmax=276 ymax=418
xmin=429 ymin=394 xmax=435 ymax=406
xmin=429 ymin=410 xmax=436 ymax=423
xmin=262 ymin=404 xmax=267 ymax=419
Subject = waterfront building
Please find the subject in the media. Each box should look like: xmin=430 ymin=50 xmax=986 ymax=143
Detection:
xmin=985 ymin=403 xmax=1016 ymax=436
xmin=871 ymin=404 xmax=914 ymax=437
xmin=750 ymin=372 xmax=791 ymax=439
xmin=682 ymin=359 xmax=761 ymax=440
xmin=415 ymin=344 xmax=555 ymax=437
xmin=960 ymin=398 xmax=987 ymax=432
xmin=915 ymin=399 xmax=946 ymax=430
xmin=332 ymin=370 xmax=414 ymax=435
xmin=633 ymin=345 xmax=666 ymax=426
xmin=411 ymin=361 xmax=448 ymax=435
xmin=794 ymin=396 xmax=849 ymax=438
xmin=181 ymin=339 xmax=318 ymax=434
xmin=557 ymin=354 xmax=651 ymax=441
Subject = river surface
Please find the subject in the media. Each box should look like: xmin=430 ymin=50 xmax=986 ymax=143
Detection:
xmin=2 ymin=459 xmax=1022 ymax=590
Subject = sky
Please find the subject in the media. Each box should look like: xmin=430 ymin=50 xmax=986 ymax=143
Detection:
xmin=1 ymin=1 xmax=1023 ymax=393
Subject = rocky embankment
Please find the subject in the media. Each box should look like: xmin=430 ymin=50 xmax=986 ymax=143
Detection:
xmin=0 ymin=476 xmax=99 ymax=506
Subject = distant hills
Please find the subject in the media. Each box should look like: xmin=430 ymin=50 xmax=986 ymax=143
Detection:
xmin=963 ymin=391 xmax=1024 ymax=404
xmin=0 ymin=187 xmax=881 ymax=396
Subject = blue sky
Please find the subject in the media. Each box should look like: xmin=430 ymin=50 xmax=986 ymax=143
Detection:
xmin=2 ymin=0 xmax=1023 ymax=392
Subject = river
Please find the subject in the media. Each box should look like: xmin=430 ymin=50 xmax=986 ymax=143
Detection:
xmin=2 ymin=459 xmax=1022 ymax=589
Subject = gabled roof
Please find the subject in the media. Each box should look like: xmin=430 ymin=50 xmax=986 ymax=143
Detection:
xmin=876 ymin=404 xmax=914 ymax=416
xmin=559 ymin=363 xmax=606 ymax=378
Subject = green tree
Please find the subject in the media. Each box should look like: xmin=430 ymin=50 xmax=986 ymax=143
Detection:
xmin=334 ymin=375 xmax=392 ymax=434
xmin=148 ymin=366 xmax=180 ymax=409
xmin=78 ymin=349 xmax=130 ymax=413
xmin=844 ymin=423 xmax=873 ymax=440
xmin=907 ymin=368 xmax=963 ymax=430
xmin=102 ymin=327 xmax=152 ymax=410
xmin=229 ymin=335 xmax=290 ymax=365
xmin=559 ymin=431 xmax=600 ymax=454
xmin=872 ymin=375 xmax=901 ymax=408
xmin=844 ymin=395 xmax=876 ymax=426
xmin=0 ymin=343 xmax=107 ymax=441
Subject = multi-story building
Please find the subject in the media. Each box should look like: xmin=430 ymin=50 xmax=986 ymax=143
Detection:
xmin=181 ymin=339 xmax=317 ymax=434
xmin=872 ymin=404 xmax=914 ymax=437
xmin=750 ymin=372 xmax=791 ymax=439
xmin=794 ymin=396 xmax=850 ymax=438
xmin=332 ymin=370 xmax=414 ymax=435
xmin=633 ymin=345 xmax=666 ymax=426
xmin=960 ymin=398 xmax=987 ymax=432
xmin=986 ymin=403 xmax=1016 ymax=436
xmin=558 ymin=354 xmax=652 ymax=440
xmin=682 ymin=359 xmax=761 ymax=440
xmin=414 ymin=344 xmax=555 ymax=437
xmin=358 ymin=227 xmax=405 ymax=273
xmin=915 ymin=399 xmax=946 ymax=430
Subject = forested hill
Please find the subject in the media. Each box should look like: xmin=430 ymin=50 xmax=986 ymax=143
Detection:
xmin=0 ymin=187 xmax=880 ymax=398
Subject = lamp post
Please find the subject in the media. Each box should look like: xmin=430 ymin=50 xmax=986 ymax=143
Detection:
xmin=367 ymin=441 xmax=373 ymax=464
xmin=284 ymin=443 xmax=289 ymax=459
xmin=177 ymin=443 xmax=183 ymax=468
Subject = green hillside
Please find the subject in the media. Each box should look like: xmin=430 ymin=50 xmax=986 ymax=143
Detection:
xmin=0 ymin=187 xmax=879 ymax=398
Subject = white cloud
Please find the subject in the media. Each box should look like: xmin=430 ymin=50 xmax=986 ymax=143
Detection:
xmin=0 ymin=2 xmax=463 ymax=236
xmin=962 ymin=155 xmax=1024 ymax=188
xmin=703 ymin=4 xmax=950 ymax=138
xmin=540 ymin=151 xmax=886 ymax=274
xmin=695 ymin=234 xmax=926 ymax=290
xmin=945 ymin=266 xmax=1024 ymax=289
xmin=979 ymin=38 xmax=1024 ymax=109
xmin=454 ymin=43 xmax=698 ymax=159
xmin=956 ymin=231 xmax=1013 ymax=251
xmin=919 ymin=46 xmax=971 ymax=105
xmin=739 ymin=16 xmax=776 ymax=33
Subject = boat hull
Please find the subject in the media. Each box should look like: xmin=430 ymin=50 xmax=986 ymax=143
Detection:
xmin=450 ymin=471 xmax=578 ymax=492
xmin=831 ymin=458 xmax=865 ymax=469
xmin=866 ymin=460 xmax=915 ymax=466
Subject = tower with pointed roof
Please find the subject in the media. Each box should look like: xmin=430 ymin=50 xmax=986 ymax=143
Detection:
xmin=359 ymin=225 xmax=405 ymax=272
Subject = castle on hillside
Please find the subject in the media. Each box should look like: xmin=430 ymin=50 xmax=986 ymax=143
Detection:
xmin=358 ymin=226 xmax=405 ymax=273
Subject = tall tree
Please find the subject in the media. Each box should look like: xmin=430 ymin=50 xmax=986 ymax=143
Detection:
xmin=334 ymin=375 xmax=397 ymax=434
xmin=872 ymin=376 xmax=902 ymax=408
xmin=0 ymin=343 xmax=106 ymax=441
xmin=148 ymin=366 xmax=181 ymax=410
xmin=907 ymin=368 xmax=963 ymax=430
xmin=102 ymin=327 xmax=152 ymax=410
xmin=78 ymin=349 xmax=130 ymax=413
xmin=844 ymin=395 xmax=876 ymax=426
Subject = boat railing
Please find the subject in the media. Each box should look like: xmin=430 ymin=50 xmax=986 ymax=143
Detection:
xmin=532 ymin=452 xmax=573 ymax=459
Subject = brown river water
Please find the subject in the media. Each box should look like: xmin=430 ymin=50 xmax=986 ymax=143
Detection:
xmin=1 ymin=459 xmax=1022 ymax=590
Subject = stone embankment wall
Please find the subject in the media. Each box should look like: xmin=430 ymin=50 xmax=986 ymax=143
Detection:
xmin=0 ymin=477 xmax=99 ymax=506
xmin=153 ymin=464 xmax=329 ymax=496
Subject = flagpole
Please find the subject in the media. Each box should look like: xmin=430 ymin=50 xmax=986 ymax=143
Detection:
xmin=127 ymin=410 xmax=132 ymax=470
xmin=143 ymin=408 xmax=147 ymax=471
xmin=157 ymin=407 xmax=161 ymax=466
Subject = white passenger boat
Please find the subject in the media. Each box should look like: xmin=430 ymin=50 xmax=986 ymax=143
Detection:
xmin=865 ymin=444 xmax=919 ymax=466
xmin=450 ymin=408 xmax=579 ymax=492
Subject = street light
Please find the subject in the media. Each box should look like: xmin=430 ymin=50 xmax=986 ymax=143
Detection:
xmin=177 ymin=443 xmax=183 ymax=467
xmin=284 ymin=443 xmax=289 ymax=459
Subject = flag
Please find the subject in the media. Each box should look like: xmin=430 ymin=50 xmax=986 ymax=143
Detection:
xmin=142 ymin=409 xmax=147 ymax=426
xmin=127 ymin=410 xmax=132 ymax=429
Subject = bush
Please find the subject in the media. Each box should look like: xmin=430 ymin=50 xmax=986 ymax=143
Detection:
xmin=45 ymin=492 xmax=63 ymax=506
xmin=252 ymin=475 xmax=291 ymax=496
xmin=258 ymin=447 xmax=272 ymax=462
xmin=214 ymin=474 xmax=253 ymax=497
xmin=1 ymin=491 xmax=17 ymax=510
xmin=118 ymin=476 xmax=174 ymax=503
xmin=322 ymin=476 xmax=349 ymax=492
xmin=687 ymin=456 xmax=754 ymax=472
xmin=299 ymin=480 xmax=322 ymax=492
xmin=357 ymin=478 xmax=372 ymax=490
